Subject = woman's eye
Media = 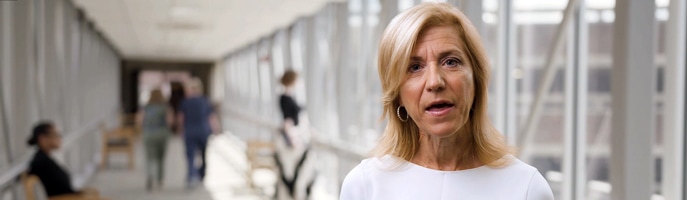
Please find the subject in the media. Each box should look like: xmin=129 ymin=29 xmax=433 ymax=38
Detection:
xmin=409 ymin=64 xmax=422 ymax=72
xmin=444 ymin=58 xmax=461 ymax=67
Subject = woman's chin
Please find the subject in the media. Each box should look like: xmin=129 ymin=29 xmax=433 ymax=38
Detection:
xmin=421 ymin=124 xmax=464 ymax=138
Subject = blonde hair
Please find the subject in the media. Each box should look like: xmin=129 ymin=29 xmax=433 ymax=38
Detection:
xmin=374 ymin=3 xmax=510 ymax=168
xmin=148 ymin=89 xmax=165 ymax=105
xmin=186 ymin=78 xmax=204 ymax=95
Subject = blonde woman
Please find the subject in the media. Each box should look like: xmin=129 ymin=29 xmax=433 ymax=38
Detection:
xmin=139 ymin=89 xmax=174 ymax=191
xmin=340 ymin=3 xmax=553 ymax=200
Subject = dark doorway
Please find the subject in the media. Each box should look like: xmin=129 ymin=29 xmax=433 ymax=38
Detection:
xmin=121 ymin=60 xmax=213 ymax=115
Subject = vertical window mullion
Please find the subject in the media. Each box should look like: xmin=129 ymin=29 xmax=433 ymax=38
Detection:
xmin=572 ymin=0 xmax=589 ymax=199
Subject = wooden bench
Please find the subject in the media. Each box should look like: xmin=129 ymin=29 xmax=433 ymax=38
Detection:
xmin=22 ymin=174 xmax=108 ymax=200
xmin=100 ymin=123 xmax=136 ymax=170
xmin=245 ymin=140 xmax=276 ymax=190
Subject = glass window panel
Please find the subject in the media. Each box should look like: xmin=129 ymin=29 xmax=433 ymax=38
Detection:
xmin=290 ymin=22 xmax=308 ymax=104
xmin=10 ymin=0 xmax=36 ymax=162
xmin=338 ymin=0 xmax=364 ymax=144
xmin=258 ymin=41 xmax=273 ymax=116
xmin=248 ymin=46 xmax=261 ymax=111
xmin=586 ymin=1 xmax=613 ymax=199
xmin=399 ymin=0 xmax=414 ymax=11
xmin=363 ymin=0 xmax=383 ymax=147
xmin=0 ymin=96 xmax=6 ymax=169
xmin=654 ymin=0 xmax=669 ymax=196
xmin=272 ymin=31 xmax=286 ymax=80
xmin=484 ymin=0 xmax=499 ymax=122
xmin=514 ymin=0 xmax=569 ymax=199
xmin=0 ymin=2 xmax=12 ymax=169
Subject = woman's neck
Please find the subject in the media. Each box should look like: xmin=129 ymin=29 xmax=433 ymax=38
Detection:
xmin=284 ymin=87 xmax=293 ymax=95
xmin=38 ymin=147 xmax=52 ymax=154
xmin=411 ymin=128 xmax=480 ymax=171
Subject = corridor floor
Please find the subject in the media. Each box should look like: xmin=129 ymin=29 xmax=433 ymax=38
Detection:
xmin=89 ymin=134 xmax=265 ymax=200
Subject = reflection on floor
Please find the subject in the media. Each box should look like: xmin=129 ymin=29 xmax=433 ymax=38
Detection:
xmin=89 ymin=134 xmax=264 ymax=200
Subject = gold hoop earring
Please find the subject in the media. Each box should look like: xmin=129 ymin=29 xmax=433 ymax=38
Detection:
xmin=397 ymin=106 xmax=409 ymax=122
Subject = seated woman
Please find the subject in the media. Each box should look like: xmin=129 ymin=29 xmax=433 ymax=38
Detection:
xmin=27 ymin=121 xmax=101 ymax=198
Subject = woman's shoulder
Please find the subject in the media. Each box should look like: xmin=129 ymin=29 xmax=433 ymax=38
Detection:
xmin=492 ymin=155 xmax=554 ymax=199
xmin=30 ymin=150 xmax=49 ymax=163
xmin=340 ymin=158 xmax=379 ymax=200
xmin=341 ymin=156 xmax=406 ymax=185
xmin=496 ymin=155 xmax=538 ymax=172
xmin=483 ymin=155 xmax=543 ymax=179
xmin=279 ymin=94 xmax=293 ymax=101
xmin=29 ymin=150 xmax=54 ymax=172
xmin=342 ymin=158 xmax=374 ymax=182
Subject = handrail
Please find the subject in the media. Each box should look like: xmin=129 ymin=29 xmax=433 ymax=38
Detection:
xmin=312 ymin=139 xmax=368 ymax=160
xmin=0 ymin=107 xmax=118 ymax=189
xmin=222 ymin=107 xmax=369 ymax=160
xmin=0 ymin=153 xmax=32 ymax=188
xmin=223 ymin=107 xmax=280 ymax=132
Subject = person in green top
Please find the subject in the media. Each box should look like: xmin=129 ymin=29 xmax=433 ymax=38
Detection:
xmin=138 ymin=89 xmax=174 ymax=191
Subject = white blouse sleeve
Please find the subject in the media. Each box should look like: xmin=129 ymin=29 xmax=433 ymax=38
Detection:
xmin=526 ymin=171 xmax=555 ymax=200
xmin=339 ymin=162 xmax=368 ymax=200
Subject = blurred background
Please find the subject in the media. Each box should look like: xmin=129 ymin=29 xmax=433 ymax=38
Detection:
xmin=0 ymin=0 xmax=685 ymax=199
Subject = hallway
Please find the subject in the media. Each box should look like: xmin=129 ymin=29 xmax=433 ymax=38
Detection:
xmin=90 ymin=134 xmax=265 ymax=200
xmin=1 ymin=0 xmax=685 ymax=199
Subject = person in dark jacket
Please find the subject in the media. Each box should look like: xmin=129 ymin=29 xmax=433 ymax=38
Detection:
xmin=279 ymin=70 xmax=301 ymax=126
xmin=278 ymin=69 xmax=302 ymax=148
xmin=27 ymin=121 xmax=103 ymax=198
xmin=178 ymin=78 xmax=219 ymax=189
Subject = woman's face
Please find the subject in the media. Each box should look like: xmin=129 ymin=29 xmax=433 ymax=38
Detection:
xmin=399 ymin=25 xmax=474 ymax=138
xmin=38 ymin=126 xmax=62 ymax=151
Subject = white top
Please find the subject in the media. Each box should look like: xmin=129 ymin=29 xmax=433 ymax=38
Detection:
xmin=340 ymin=155 xmax=554 ymax=200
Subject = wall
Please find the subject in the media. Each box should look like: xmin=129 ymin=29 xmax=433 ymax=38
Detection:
xmin=0 ymin=0 xmax=121 ymax=198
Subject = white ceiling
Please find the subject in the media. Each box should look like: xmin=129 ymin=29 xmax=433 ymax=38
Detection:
xmin=72 ymin=0 xmax=335 ymax=61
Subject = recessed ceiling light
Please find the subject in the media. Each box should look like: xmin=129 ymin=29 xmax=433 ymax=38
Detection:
xmin=171 ymin=7 xmax=197 ymax=18
xmin=158 ymin=21 xmax=203 ymax=31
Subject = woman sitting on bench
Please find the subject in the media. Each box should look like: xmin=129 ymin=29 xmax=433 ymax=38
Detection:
xmin=27 ymin=121 xmax=98 ymax=197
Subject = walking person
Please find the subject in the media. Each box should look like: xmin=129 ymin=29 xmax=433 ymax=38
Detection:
xmin=279 ymin=69 xmax=303 ymax=148
xmin=275 ymin=69 xmax=316 ymax=200
xmin=178 ymin=78 xmax=218 ymax=189
xmin=168 ymin=81 xmax=185 ymax=133
xmin=138 ymin=89 xmax=173 ymax=191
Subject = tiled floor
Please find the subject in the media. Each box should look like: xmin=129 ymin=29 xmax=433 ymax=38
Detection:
xmin=89 ymin=134 xmax=265 ymax=200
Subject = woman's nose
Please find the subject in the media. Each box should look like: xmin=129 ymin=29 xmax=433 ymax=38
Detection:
xmin=425 ymin=63 xmax=445 ymax=93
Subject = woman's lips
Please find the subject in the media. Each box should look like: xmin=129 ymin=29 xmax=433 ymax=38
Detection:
xmin=425 ymin=105 xmax=455 ymax=117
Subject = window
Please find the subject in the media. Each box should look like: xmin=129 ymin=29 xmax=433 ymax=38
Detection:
xmin=513 ymin=1 xmax=570 ymax=199
xmin=258 ymin=39 xmax=274 ymax=117
xmin=588 ymin=68 xmax=611 ymax=93
xmin=0 ymin=2 xmax=13 ymax=170
xmin=585 ymin=1 xmax=614 ymax=199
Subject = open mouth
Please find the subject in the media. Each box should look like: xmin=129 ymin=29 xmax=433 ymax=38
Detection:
xmin=425 ymin=101 xmax=455 ymax=112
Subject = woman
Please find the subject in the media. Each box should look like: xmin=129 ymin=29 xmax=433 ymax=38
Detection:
xmin=274 ymin=69 xmax=315 ymax=200
xmin=168 ymin=81 xmax=186 ymax=133
xmin=279 ymin=69 xmax=303 ymax=148
xmin=340 ymin=3 xmax=554 ymax=200
xmin=178 ymin=78 xmax=218 ymax=189
xmin=139 ymin=89 xmax=173 ymax=191
xmin=27 ymin=121 xmax=101 ymax=198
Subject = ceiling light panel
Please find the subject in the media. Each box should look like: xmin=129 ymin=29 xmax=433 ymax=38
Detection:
xmin=74 ymin=0 xmax=333 ymax=61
